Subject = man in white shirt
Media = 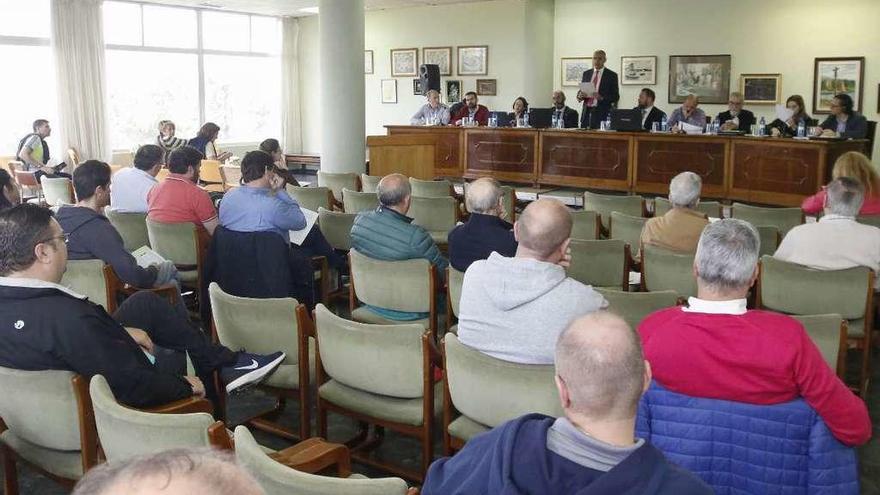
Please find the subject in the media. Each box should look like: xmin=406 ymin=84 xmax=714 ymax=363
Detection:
xmin=110 ymin=144 xmax=162 ymax=213
xmin=774 ymin=177 xmax=880 ymax=282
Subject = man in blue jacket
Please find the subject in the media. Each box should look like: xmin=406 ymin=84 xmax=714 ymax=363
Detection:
xmin=422 ymin=311 xmax=711 ymax=495
xmin=350 ymin=173 xmax=447 ymax=320
xmin=448 ymin=177 xmax=517 ymax=272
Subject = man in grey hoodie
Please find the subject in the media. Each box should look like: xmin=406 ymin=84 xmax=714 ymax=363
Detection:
xmin=457 ymin=198 xmax=607 ymax=364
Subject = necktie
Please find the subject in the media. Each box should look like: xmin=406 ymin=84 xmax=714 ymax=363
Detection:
xmin=588 ymin=71 xmax=599 ymax=107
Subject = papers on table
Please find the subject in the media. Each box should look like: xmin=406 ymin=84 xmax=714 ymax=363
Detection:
xmin=579 ymin=81 xmax=596 ymax=95
xmin=775 ymin=104 xmax=794 ymax=123
xmin=289 ymin=207 xmax=319 ymax=246
xmin=132 ymin=246 xmax=167 ymax=269
xmin=680 ymin=122 xmax=704 ymax=135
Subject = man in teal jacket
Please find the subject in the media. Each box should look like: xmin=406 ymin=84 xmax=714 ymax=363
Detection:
xmin=350 ymin=173 xmax=447 ymax=320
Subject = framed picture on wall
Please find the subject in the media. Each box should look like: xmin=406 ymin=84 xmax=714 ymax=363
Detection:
xmin=446 ymin=80 xmax=462 ymax=103
xmin=740 ymin=74 xmax=781 ymax=104
xmin=381 ymin=79 xmax=397 ymax=104
xmin=668 ymin=54 xmax=731 ymax=104
xmin=812 ymin=57 xmax=864 ymax=114
xmin=390 ymin=48 xmax=418 ymax=77
xmin=620 ymin=56 xmax=656 ymax=85
xmin=476 ymin=79 xmax=497 ymax=96
xmin=561 ymin=57 xmax=591 ymax=86
xmin=364 ymin=50 xmax=374 ymax=75
xmin=413 ymin=79 xmax=423 ymax=95
xmin=458 ymin=46 xmax=488 ymax=76
xmin=423 ymin=46 xmax=452 ymax=76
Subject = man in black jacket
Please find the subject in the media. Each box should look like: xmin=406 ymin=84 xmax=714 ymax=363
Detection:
xmin=551 ymin=90 xmax=580 ymax=129
xmin=635 ymin=88 xmax=667 ymax=131
xmin=716 ymin=92 xmax=755 ymax=133
xmin=448 ymin=178 xmax=517 ymax=272
xmin=577 ymin=50 xmax=620 ymax=129
xmin=0 ymin=204 xmax=285 ymax=408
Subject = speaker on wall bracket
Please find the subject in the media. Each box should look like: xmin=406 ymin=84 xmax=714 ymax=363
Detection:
xmin=419 ymin=64 xmax=441 ymax=95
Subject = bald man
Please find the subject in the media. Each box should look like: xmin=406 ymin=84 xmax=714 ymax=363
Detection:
xmin=456 ymin=199 xmax=607 ymax=364
xmin=667 ymin=95 xmax=706 ymax=132
xmin=551 ymin=90 xmax=579 ymax=129
xmin=350 ymin=173 xmax=447 ymax=320
xmin=423 ymin=313 xmax=711 ymax=494
xmin=576 ymin=50 xmax=619 ymax=129
xmin=448 ymin=178 xmax=517 ymax=271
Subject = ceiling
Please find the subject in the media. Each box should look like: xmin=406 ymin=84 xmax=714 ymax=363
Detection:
xmin=140 ymin=0 xmax=492 ymax=17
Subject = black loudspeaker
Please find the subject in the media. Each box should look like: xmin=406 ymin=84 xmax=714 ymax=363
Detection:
xmin=419 ymin=64 xmax=441 ymax=95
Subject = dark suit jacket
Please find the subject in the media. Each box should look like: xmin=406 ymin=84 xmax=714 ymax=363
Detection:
xmin=580 ymin=68 xmax=619 ymax=128
xmin=716 ymin=110 xmax=756 ymax=132
xmin=451 ymin=104 xmax=490 ymax=126
xmin=819 ymin=113 xmax=869 ymax=139
xmin=551 ymin=106 xmax=579 ymax=128
xmin=448 ymin=213 xmax=517 ymax=272
xmin=636 ymin=106 xmax=667 ymax=131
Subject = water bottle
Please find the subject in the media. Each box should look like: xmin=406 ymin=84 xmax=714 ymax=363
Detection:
xmin=523 ymin=110 xmax=530 ymax=128
xmin=551 ymin=114 xmax=558 ymax=129
xmin=713 ymin=120 xmax=720 ymax=134
xmin=758 ymin=116 xmax=766 ymax=136
xmin=660 ymin=115 xmax=668 ymax=132
xmin=604 ymin=116 xmax=612 ymax=131
xmin=488 ymin=115 xmax=497 ymax=128
xmin=797 ymin=121 xmax=805 ymax=138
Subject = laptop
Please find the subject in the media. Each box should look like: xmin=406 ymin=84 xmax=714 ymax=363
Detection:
xmin=609 ymin=109 xmax=645 ymax=131
xmin=490 ymin=111 xmax=513 ymax=127
xmin=527 ymin=108 xmax=554 ymax=129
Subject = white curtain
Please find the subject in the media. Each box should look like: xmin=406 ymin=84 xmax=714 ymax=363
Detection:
xmin=51 ymin=0 xmax=110 ymax=163
xmin=281 ymin=17 xmax=303 ymax=154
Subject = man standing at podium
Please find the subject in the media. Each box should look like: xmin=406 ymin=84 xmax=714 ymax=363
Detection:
xmin=577 ymin=50 xmax=619 ymax=129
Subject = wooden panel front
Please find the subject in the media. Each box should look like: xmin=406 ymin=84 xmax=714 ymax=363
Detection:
xmin=366 ymin=135 xmax=437 ymax=180
xmin=464 ymin=129 xmax=538 ymax=183
xmin=539 ymin=131 xmax=631 ymax=191
xmin=634 ymin=135 xmax=728 ymax=197
xmin=728 ymin=139 xmax=822 ymax=206
xmin=386 ymin=126 xmax=462 ymax=177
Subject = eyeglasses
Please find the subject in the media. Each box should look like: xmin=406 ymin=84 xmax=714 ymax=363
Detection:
xmin=39 ymin=234 xmax=69 ymax=245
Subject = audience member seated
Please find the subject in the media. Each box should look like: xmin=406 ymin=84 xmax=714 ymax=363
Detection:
xmin=188 ymin=122 xmax=233 ymax=162
xmin=450 ymin=91 xmax=489 ymax=126
xmin=801 ymin=151 xmax=880 ymax=215
xmin=218 ymin=150 xmax=343 ymax=269
xmin=641 ymin=172 xmax=708 ymax=253
xmin=457 ymin=198 xmax=607 ymax=364
xmin=156 ymin=119 xmax=188 ymax=163
xmin=110 ymin=144 xmax=163 ymax=213
xmin=816 ymin=93 xmax=868 ymax=139
xmin=410 ymin=89 xmax=450 ymax=126
xmin=551 ymin=90 xmax=579 ymax=128
xmin=667 ymin=95 xmax=706 ymax=132
xmin=634 ymin=87 xmax=665 ymax=131
xmin=73 ymin=448 xmax=264 ymax=495
xmin=767 ymin=94 xmax=812 ymax=137
xmin=16 ymin=119 xmax=70 ymax=181
xmin=638 ymin=219 xmax=871 ymax=446
xmin=0 ymin=169 xmax=20 ymax=210
xmin=423 ymin=312 xmax=711 ymax=494
xmin=350 ymin=173 xmax=448 ymax=320
xmin=147 ymin=146 xmax=219 ymax=237
xmin=509 ymin=96 xmax=529 ymax=126
xmin=448 ymin=177 xmax=516 ymax=271
xmin=259 ymin=138 xmax=301 ymax=187
xmin=57 ymin=160 xmax=177 ymax=289
xmin=777 ymin=177 xmax=880 ymax=282
xmin=0 ymin=204 xmax=285 ymax=407
xmin=716 ymin=91 xmax=755 ymax=133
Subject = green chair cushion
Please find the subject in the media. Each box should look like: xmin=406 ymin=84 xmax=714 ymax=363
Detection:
xmin=448 ymin=324 xmax=458 ymax=335
xmin=318 ymin=379 xmax=443 ymax=426
xmin=178 ymin=269 xmax=198 ymax=283
xmin=262 ymin=343 xmax=316 ymax=389
xmin=0 ymin=431 xmax=83 ymax=480
xmin=351 ymin=306 xmax=431 ymax=330
xmin=447 ymin=415 xmax=490 ymax=443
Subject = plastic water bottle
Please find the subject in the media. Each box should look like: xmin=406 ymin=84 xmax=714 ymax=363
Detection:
xmin=604 ymin=116 xmax=612 ymax=131
xmin=660 ymin=115 xmax=668 ymax=132
xmin=523 ymin=110 xmax=530 ymax=128
xmin=551 ymin=114 xmax=558 ymax=129
xmin=758 ymin=116 xmax=766 ymax=136
xmin=713 ymin=120 xmax=720 ymax=134
xmin=797 ymin=121 xmax=805 ymax=138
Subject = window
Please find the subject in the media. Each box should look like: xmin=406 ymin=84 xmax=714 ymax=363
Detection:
xmin=143 ymin=5 xmax=196 ymax=49
xmin=202 ymin=11 xmax=249 ymax=52
xmin=0 ymin=0 xmax=50 ymax=39
xmin=204 ymin=55 xmax=281 ymax=143
xmin=102 ymin=1 xmax=141 ymax=46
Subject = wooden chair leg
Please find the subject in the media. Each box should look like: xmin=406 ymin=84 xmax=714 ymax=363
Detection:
xmin=317 ymin=400 xmax=328 ymax=439
xmin=2 ymin=446 xmax=19 ymax=495
xmin=422 ymin=424 xmax=433 ymax=478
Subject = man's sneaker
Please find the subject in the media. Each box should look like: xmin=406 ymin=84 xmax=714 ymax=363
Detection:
xmin=220 ymin=351 xmax=285 ymax=394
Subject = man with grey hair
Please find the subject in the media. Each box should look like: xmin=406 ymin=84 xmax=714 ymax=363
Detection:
xmin=639 ymin=219 xmax=870 ymax=446
xmin=350 ymin=173 xmax=447 ymax=320
xmin=775 ymin=177 xmax=880 ymax=283
xmin=423 ymin=312 xmax=711 ymax=494
xmin=410 ymin=89 xmax=450 ymax=126
xmin=457 ymin=198 xmax=607 ymax=364
xmin=667 ymin=95 xmax=706 ymax=132
xmin=716 ymin=91 xmax=756 ymax=133
xmin=448 ymin=178 xmax=517 ymax=271
xmin=640 ymin=171 xmax=709 ymax=253
xmin=72 ymin=448 xmax=264 ymax=495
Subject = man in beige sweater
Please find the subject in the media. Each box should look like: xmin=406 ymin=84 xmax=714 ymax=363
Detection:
xmin=641 ymin=172 xmax=709 ymax=253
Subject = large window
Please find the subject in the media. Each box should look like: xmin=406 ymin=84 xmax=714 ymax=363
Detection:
xmin=103 ymin=1 xmax=280 ymax=150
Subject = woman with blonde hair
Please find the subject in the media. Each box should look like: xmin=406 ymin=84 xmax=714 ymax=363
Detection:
xmin=802 ymin=151 xmax=880 ymax=215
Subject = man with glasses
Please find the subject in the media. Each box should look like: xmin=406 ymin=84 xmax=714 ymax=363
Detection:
xmin=716 ymin=92 xmax=755 ymax=133
xmin=0 ymin=204 xmax=286 ymax=408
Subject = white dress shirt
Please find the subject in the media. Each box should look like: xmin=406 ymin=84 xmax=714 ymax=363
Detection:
xmin=683 ymin=297 xmax=748 ymax=315
xmin=641 ymin=105 xmax=654 ymax=126
xmin=110 ymin=167 xmax=158 ymax=213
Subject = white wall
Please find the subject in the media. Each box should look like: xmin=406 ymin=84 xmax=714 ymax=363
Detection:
xmin=555 ymin=0 xmax=880 ymax=157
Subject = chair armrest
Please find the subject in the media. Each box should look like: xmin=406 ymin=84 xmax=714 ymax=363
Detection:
xmin=406 ymin=488 xmax=420 ymax=495
xmin=269 ymin=438 xmax=352 ymax=477
xmin=207 ymin=421 xmax=233 ymax=450
xmin=143 ymin=397 xmax=213 ymax=415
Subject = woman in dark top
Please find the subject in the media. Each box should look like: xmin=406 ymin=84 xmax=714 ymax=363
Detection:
xmin=767 ymin=95 xmax=812 ymax=137
xmin=0 ymin=169 xmax=20 ymax=210
xmin=509 ymin=96 xmax=529 ymax=127
xmin=189 ymin=122 xmax=232 ymax=162
xmin=258 ymin=138 xmax=300 ymax=187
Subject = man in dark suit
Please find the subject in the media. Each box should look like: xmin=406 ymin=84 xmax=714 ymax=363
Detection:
xmin=716 ymin=92 xmax=755 ymax=132
xmin=635 ymin=88 xmax=666 ymax=131
xmin=551 ymin=90 xmax=579 ymax=128
xmin=577 ymin=50 xmax=619 ymax=129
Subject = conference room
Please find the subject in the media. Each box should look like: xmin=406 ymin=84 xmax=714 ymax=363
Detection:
xmin=0 ymin=0 xmax=879 ymax=493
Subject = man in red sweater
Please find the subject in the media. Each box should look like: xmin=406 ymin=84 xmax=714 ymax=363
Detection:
xmin=638 ymin=218 xmax=871 ymax=446
xmin=450 ymin=91 xmax=489 ymax=126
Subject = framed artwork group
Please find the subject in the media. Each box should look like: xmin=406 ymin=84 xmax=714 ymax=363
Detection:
xmin=370 ymin=45 xmax=489 ymax=102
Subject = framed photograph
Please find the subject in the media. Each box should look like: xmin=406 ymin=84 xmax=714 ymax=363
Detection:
xmin=812 ymin=57 xmax=864 ymax=114
xmin=561 ymin=57 xmax=591 ymax=87
xmin=381 ymin=79 xmax=397 ymax=104
xmin=412 ymin=79 xmax=422 ymax=95
xmin=740 ymin=73 xmax=781 ymax=104
xmin=621 ymin=56 xmax=656 ymax=85
xmin=458 ymin=45 xmax=488 ymax=76
xmin=390 ymin=48 xmax=418 ymax=77
xmin=423 ymin=46 xmax=452 ymax=76
xmin=446 ymin=80 xmax=462 ymax=103
xmin=364 ymin=50 xmax=373 ymax=75
xmin=476 ymin=79 xmax=497 ymax=96
xmin=668 ymin=54 xmax=731 ymax=104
